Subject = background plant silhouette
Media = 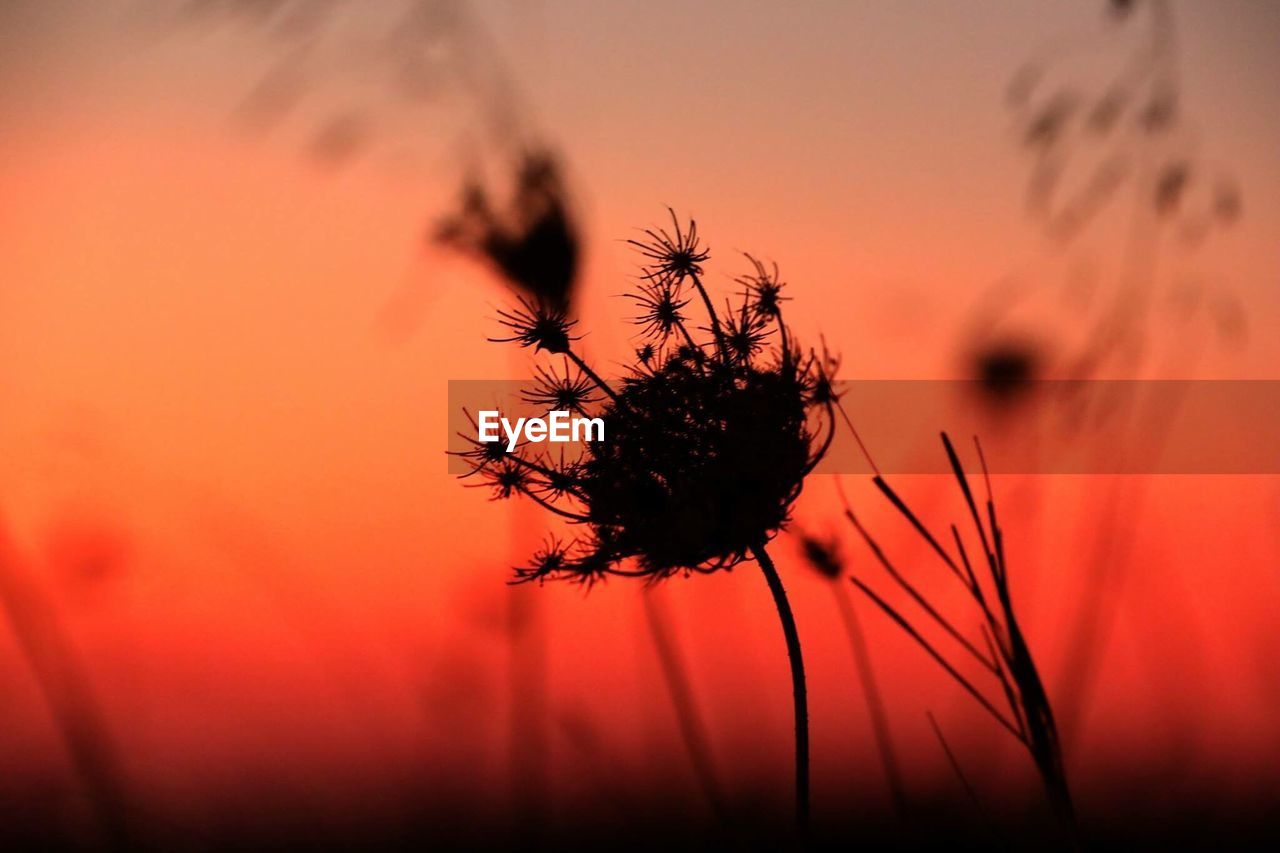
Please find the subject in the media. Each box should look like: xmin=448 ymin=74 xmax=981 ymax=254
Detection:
xmin=842 ymin=434 xmax=1076 ymax=841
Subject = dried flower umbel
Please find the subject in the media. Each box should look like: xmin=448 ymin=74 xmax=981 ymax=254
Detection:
xmin=455 ymin=211 xmax=838 ymax=829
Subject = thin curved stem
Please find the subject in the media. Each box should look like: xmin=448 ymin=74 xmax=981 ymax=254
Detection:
xmin=687 ymin=271 xmax=727 ymax=357
xmin=674 ymin=316 xmax=701 ymax=355
xmin=752 ymin=543 xmax=810 ymax=832
xmin=565 ymin=350 xmax=619 ymax=403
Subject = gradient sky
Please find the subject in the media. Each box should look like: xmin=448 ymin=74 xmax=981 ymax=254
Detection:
xmin=1 ymin=0 xmax=1278 ymax=830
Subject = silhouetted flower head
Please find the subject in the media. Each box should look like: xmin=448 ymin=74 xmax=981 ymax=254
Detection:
xmin=526 ymin=451 xmax=585 ymax=504
xmin=723 ymin=299 xmax=773 ymax=364
xmin=673 ymin=342 xmax=708 ymax=368
xmin=523 ymin=362 xmax=600 ymax=413
xmin=452 ymin=409 xmax=525 ymax=476
xmin=628 ymin=209 xmax=710 ymax=281
xmin=458 ymin=435 xmax=511 ymax=470
xmin=480 ymin=459 xmax=529 ymax=501
xmin=737 ymin=254 xmax=789 ymax=319
xmin=805 ymin=345 xmax=842 ymax=407
xmin=513 ymin=535 xmax=574 ymax=584
xmin=435 ymin=148 xmax=579 ymax=312
xmin=490 ymin=295 xmax=579 ymax=354
xmin=625 ymin=277 xmax=690 ymax=342
xmin=462 ymin=212 xmax=838 ymax=585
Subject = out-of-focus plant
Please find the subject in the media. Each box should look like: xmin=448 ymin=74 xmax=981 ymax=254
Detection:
xmin=435 ymin=148 xmax=579 ymax=313
xmin=795 ymin=529 xmax=907 ymax=818
xmin=958 ymin=0 xmax=1250 ymax=743
xmin=0 ymin=516 xmax=132 ymax=848
xmin=965 ymin=0 xmax=1245 ymax=409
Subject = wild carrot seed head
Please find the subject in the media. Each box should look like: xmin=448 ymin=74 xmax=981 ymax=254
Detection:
xmin=625 ymin=277 xmax=691 ymax=342
xmin=627 ymin=209 xmax=710 ymax=281
xmin=522 ymin=361 xmax=600 ymax=413
xmin=490 ymin=295 xmax=579 ymax=354
xmin=477 ymin=212 xmax=837 ymax=583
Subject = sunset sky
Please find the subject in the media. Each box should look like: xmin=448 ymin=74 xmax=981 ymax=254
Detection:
xmin=1 ymin=0 xmax=1278 ymax=843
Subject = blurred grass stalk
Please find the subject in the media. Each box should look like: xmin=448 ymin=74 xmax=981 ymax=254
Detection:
xmin=0 ymin=513 xmax=131 ymax=849
xmin=641 ymin=586 xmax=728 ymax=822
xmin=829 ymin=580 xmax=907 ymax=818
xmin=795 ymin=528 xmax=907 ymax=818
xmin=507 ymin=434 xmax=549 ymax=842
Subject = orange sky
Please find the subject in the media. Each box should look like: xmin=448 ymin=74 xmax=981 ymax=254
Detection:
xmin=1 ymin=0 xmax=1278 ymax=833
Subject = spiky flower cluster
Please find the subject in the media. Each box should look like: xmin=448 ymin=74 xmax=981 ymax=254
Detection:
xmin=456 ymin=211 xmax=839 ymax=585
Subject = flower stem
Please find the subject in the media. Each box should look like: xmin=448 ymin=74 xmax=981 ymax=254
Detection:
xmin=688 ymin=271 xmax=727 ymax=356
xmin=565 ymin=351 xmax=620 ymax=403
xmin=674 ymin=317 xmax=701 ymax=356
xmin=752 ymin=543 xmax=810 ymax=832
